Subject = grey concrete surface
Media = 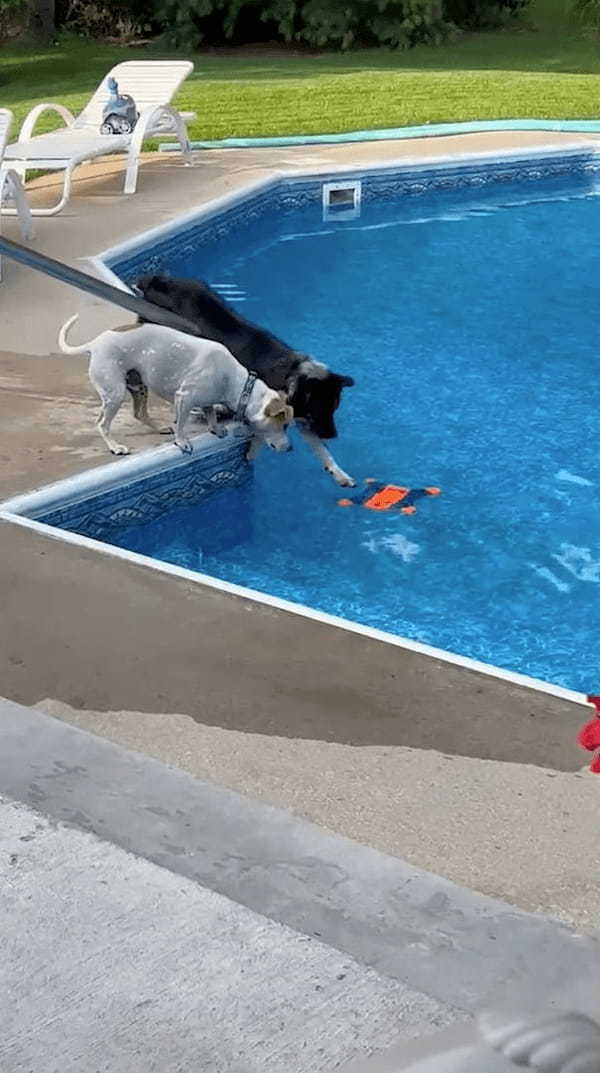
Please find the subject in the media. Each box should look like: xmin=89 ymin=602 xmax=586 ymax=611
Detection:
xmin=38 ymin=699 xmax=600 ymax=934
xmin=0 ymin=795 xmax=460 ymax=1073
xmin=1 ymin=131 xmax=596 ymax=357
xmin=0 ymin=520 xmax=586 ymax=771
xmin=1 ymin=699 xmax=599 ymax=1021
xmin=340 ymin=1024 xmax=479 ymax=1073
xmin=0 ymin=350 xmax=175 ymax=500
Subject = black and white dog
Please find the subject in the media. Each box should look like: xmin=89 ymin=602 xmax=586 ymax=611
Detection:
xmin=132 ymin=275 xmax=356 ymax=486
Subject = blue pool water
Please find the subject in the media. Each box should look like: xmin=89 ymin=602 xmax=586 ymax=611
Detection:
xmin=107 ymin=170 xmax=600 ymax=690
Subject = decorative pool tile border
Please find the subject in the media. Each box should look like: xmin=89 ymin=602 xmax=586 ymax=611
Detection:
xmin=107 ymin=149 xmax=600 ymax=284
xmin=16 ymin=437 xmax=251 ymax=543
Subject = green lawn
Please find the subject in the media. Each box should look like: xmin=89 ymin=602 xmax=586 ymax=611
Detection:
xmin=1 ymin=3 xmax=599 ymax=142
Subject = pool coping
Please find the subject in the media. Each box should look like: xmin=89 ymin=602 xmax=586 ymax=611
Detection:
xmin=4 ymin=140 xmax=594 ymax=713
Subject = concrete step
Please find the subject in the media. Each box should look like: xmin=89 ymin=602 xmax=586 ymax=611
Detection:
xmin=2 ymin=697 xmax=600 ymax=1071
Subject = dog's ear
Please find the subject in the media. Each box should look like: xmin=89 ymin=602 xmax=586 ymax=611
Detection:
xmin=265 ymin=398 xmax=294 ymax=424
xmin=338 ymin=374 xmax=355 ymax=388
xmin=265 ymin=397 xmax=287 ymax=418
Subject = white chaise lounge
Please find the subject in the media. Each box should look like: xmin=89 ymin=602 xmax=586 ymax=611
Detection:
xmin=0 ymin=108 xmax=34 ymax=279
xmin=2 ymin=60 xmax=194 ymax=217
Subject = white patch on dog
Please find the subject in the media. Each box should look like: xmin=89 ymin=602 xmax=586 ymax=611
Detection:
xmin=299 ymin=359 xmax=329 ymax=380
xmin=552 ymin=543 xmax=600 ymax=583
xmin=555 ymin=469 xmax=594 ymax=487
xmin=362 ymin=533 xmax=420 ymax=563
xmin=530 ymin=565 xmax=571 ymax=593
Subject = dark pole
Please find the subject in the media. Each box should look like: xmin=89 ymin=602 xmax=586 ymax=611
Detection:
xmin=0 ymin=235 xmax=200 ymax=338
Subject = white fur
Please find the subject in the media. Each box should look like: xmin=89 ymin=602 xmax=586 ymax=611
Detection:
xmin=58 ymin=317 xmax=293 ymax=457
xmin=299 ymin=359 xmax=328 ymax=380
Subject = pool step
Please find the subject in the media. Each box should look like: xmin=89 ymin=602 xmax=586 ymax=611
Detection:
xmin=209 ymin=281 xmax=247 ymax=302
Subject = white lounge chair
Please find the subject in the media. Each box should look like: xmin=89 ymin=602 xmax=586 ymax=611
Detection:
xmin=0 ymin=108 xmax=34 ymax=280
xmin=2 ymin=60 xmax=194 ymax=217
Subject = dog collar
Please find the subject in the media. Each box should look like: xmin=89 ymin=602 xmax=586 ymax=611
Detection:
xmin=235 ymin=371 xmax=258 ymax=421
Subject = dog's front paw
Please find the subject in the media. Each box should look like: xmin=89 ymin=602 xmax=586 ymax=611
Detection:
xmin=111 ymin=444 xmax=130 ymax=456
xmin=210 ymin=426 xmax=228 ymax=439
xmin=330 ymin=469 xmax=355 ymax=488
xmin=175 ymin=438 xmax=193 ymax=455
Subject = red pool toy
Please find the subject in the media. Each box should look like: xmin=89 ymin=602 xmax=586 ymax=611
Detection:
xmin=577 ymin=695 xmax=600 ymax=773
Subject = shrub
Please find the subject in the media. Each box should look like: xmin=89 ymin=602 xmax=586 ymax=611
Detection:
xmin=570 ymin=0 xmax=600 ymax=28
xmin=0 ymin=0 xmax=30 ymax=40
xmin=49 ymin=0 xmax=533 ymax=48
xmin=444 ymin=0 xmax=528 ymax=27
xmin=61 ymin=0 xmax=144 ymax=39
xmin=154 ymin=0 xmax=460 ymax=49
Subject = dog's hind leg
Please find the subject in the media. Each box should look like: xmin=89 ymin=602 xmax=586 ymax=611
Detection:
xmin=126 ymin=372 xmax=170 ymax=434
xmin=90 ymin=359 xmax=130 ymax=455
xmin=298 ymin=427 xmax=355 ymax=487
xmin=96 ymin=388 xmax=130 ymax=455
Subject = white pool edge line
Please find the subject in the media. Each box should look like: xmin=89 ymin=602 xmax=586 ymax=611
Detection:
xmin=0 ymin=508 xmax=587 ymax=710
xmin=90 ymin=141 xmax=600 ymax=274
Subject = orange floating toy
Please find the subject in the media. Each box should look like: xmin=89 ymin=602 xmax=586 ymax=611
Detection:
xmin=338 ymin=479 xmax=440 ymax=514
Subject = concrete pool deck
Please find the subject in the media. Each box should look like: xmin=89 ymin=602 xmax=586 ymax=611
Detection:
xmin=1 ymin=130 xmax=599 ymax=947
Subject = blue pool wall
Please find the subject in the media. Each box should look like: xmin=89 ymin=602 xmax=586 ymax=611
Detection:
xmin=106 ymin=147 xmax=600 ymax=286
xmin=10 ymin=437 xmax=251 ymax=544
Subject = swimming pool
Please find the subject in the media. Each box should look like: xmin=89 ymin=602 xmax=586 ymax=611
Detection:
xmin=10 ymin=147 xmax=600 ymax=696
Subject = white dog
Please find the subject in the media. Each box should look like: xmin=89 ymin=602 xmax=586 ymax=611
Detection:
xmin=58 ymin=316 xmax=294 ymax=457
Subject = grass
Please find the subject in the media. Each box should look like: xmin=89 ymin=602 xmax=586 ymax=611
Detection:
xmin=1 ymin=0 xmax=599 ymax=142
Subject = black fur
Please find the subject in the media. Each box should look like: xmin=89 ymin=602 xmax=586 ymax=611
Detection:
xmin=133 ymin=274 xmax=354 ymax=440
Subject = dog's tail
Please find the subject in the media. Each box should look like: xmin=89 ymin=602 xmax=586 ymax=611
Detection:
xmin=58 ymin=314 xmax=95 ymax=356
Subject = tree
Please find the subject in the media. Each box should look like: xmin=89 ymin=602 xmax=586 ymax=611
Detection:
xmin=29 ymin=0 xmax=55 ymax=40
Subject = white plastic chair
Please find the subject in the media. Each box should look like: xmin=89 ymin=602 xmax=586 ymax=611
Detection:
xmin=2 ymin=60 xmax=194 ymax=217
xmin=0 ymin=109 xmax=34 ymax=280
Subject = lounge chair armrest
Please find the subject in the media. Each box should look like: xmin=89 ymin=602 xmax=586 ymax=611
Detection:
xmin=136 ymin=104 xmax=189 ymax=139
xmin=19 ymin=102 xmax=75 ymax=143
xmin=123 ymin=104 xmax=192 ymax=195
xmin=0 ymin=165 xmax=35 ymax=241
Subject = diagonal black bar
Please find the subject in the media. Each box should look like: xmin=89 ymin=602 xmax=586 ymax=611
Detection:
xmin=0 ymin=235 xmax=201 ymax=338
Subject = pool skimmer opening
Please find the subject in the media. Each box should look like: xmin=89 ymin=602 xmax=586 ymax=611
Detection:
xmin=322 ymin=180 xmax=362 ymax=221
